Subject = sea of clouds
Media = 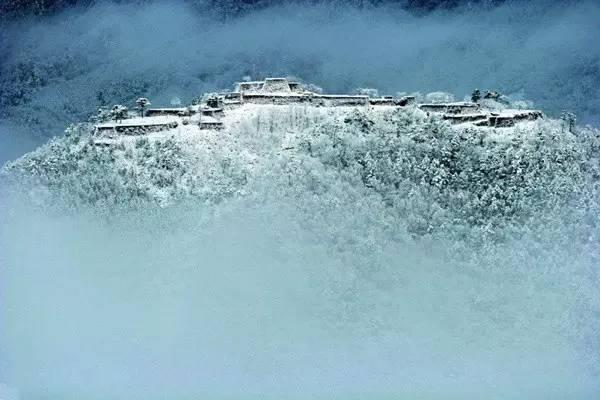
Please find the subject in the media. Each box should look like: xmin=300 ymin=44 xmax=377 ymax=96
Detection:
xmin=1 ymin=1 xmax=600 ymax=398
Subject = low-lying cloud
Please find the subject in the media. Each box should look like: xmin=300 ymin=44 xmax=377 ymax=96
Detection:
xmin=1 ymin=2 xmax=600 ymax=398
xmin=1 ymin=188 xmax=599 ymax=399
xmin=1 ymin=0 xmax=600 ymax=163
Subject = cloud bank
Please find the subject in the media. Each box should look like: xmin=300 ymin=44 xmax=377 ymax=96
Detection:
xmin=1 ymin=2 xmax=600 ymax=398
xmin=1 ymin=0 xmax=599 ymax=163
xmin=1 ymin=187 xmax=599 ymax=399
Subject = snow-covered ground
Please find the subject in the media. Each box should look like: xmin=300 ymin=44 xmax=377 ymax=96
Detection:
xmin=96 ymin=115 xmax=180 ymax=129
xmin=2 ymin=101 xmax=585 ymax=218
xmin=91 ymin=103 xmax=556 ymax=153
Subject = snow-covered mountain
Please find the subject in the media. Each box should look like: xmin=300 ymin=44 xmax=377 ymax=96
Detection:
xmin=2 ymin=1 xmax=600 ymax=396
xmin=2 ymin=80 xmax=600 ymax=398
xmin=3 ymin=80 xmax=599 ymax=243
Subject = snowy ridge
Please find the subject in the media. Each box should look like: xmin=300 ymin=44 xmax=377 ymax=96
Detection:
xmin=3 ymin=95 xmax=600 ymax=244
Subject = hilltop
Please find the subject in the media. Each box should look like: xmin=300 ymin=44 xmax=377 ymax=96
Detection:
xmin=3 ymin=78 xmax=599 ymax=243
xmin=2 ymin=78 xmax=600 ymax=399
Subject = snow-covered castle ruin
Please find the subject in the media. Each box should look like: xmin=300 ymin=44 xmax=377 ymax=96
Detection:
xmin=95 ymin=77 xmax=544 ymax=138
xmin=226 ymin=78 xmax=416 ymax=107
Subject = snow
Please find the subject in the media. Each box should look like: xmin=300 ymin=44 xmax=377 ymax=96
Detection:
xmin=6 ymin=99 xmax=589 ymax=218
xmin=243 ymin=93 xmax=307 ymax=97
xmin=86 ymin=78 xmax=547 ymax=150
xmin=199 ymin=116 xmax=220 ymax=124
xmin=319 ymin=94 xmax=369 ymax=99
xmin=146 ymin=107 xmax=188 ymax=112
xmin=422 ymin=101 xmax=477 ymax=106
xmin=94 ymin=100 xmax=544 ymax=144
xmin=96 ymin=115 xmax=179 ymax=129
xmin=496 ymin=109 xmax=543 ymax=117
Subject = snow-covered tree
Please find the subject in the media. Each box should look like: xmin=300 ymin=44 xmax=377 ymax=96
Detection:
xmin=4 ymin=103 xmax=599 ymax=244
xmin=204 ymin=94 xmax=221 ymax=109
xmin=425 ymin=91 xmax=455 ymax=103
xmin=354 ymin=87 xmax=379 ymax=97
xmin=136 ymin=97 xmax=151 ymax=118
xmin=561 ymin=111 xmax=577 ymax=133
xmin=93 ymin=107 xmax=112 ymax=123
xmin=111 ymin=105 xmax=128 ymax=123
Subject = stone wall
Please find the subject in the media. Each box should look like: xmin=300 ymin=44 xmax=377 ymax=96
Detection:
xmin=262 ymin=78 xmax=292 ymax=93
xmin=96 ymin=121 xmax=179 ymax=136
xmin=419 ymin=102 xmax=480 ymax=114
